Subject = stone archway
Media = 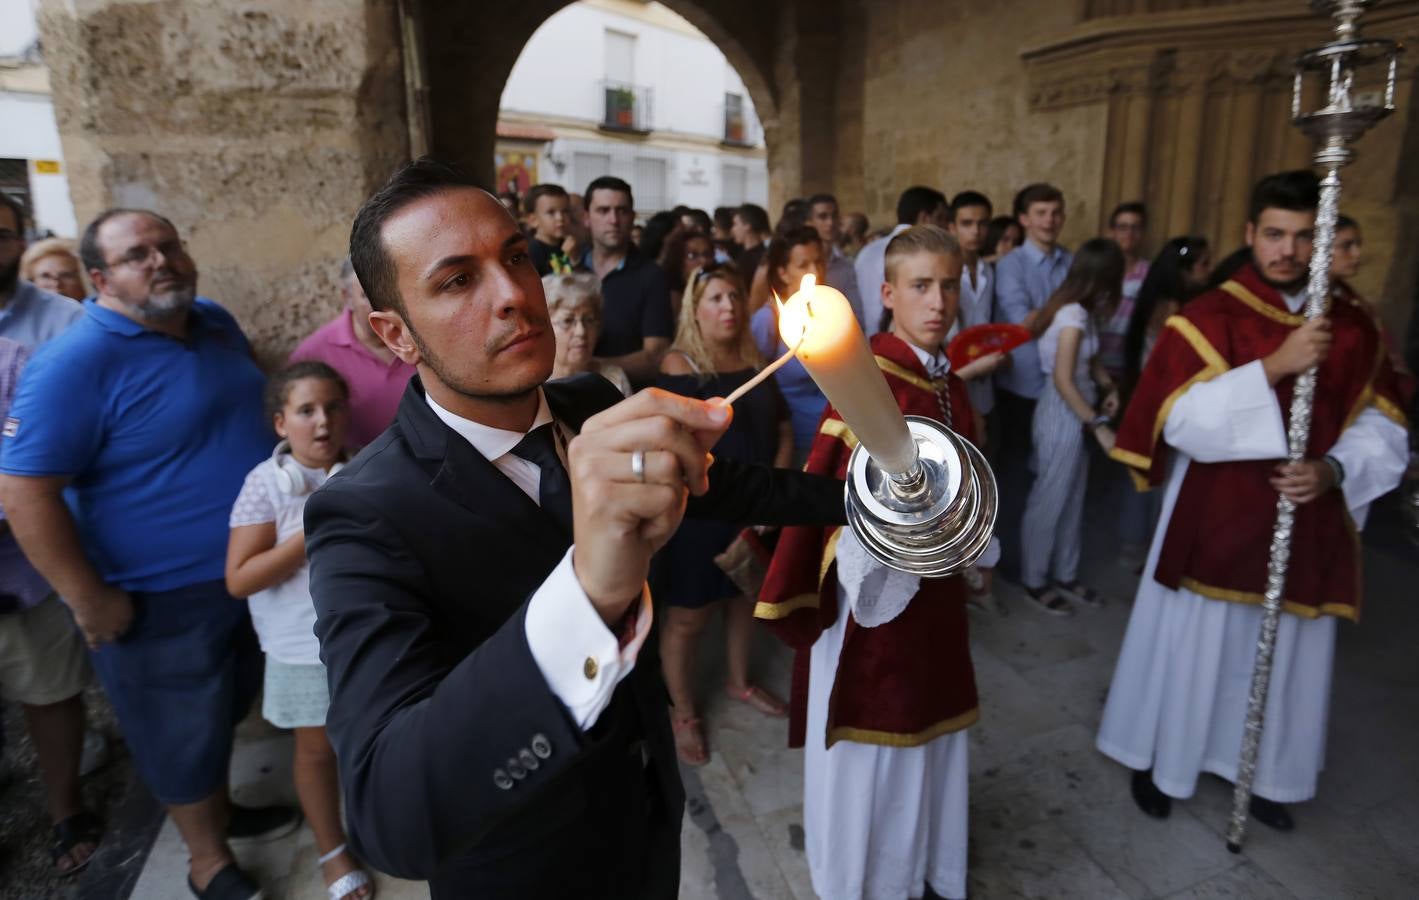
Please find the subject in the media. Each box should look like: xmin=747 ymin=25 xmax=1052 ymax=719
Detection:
xmin=415 ymin=0 xmax=831 ymax=211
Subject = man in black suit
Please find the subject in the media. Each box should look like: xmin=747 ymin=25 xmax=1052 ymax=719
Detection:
xmin=304 ymin=158 xmax=846 ymax=899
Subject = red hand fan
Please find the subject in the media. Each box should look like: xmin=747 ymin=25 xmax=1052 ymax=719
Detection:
xmin=946 ymin=323 xmax=1033 ymax=371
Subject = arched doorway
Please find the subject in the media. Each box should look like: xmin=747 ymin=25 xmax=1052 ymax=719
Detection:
xmin=409 ymin=0 xmax=798 ymax=209
xmin=490 ymin=2 xmax=775 ymax=215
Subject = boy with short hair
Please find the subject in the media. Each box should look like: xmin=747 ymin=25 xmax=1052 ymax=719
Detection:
xmin=758 ymin=225 xmax=986 ymax=900
xmin=994 ymin=182 xmax=1072 ymax=403
xmin=947 ymin=190 xmax=1007 ymax=414
xmin=523 ymin=183 xmax=576 ymax=275
xmin=992 ymin=184 xmax=1072 ymax=572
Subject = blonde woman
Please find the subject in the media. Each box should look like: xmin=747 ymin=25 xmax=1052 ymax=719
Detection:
xmin=654 ymin=262 xmax=793 ymax=765
xmin=20 ymin=238 xmax=88 ymax=301
xmin=542 ymin=273 xmax=631 ymax=396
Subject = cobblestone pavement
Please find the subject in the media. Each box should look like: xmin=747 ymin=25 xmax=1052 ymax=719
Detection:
xmin=4 ymin=497 xmax=1416 ymax=899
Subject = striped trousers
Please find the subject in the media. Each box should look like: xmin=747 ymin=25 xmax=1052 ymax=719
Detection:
xmin=1020 ymin=380 xmax=1093 ymax=589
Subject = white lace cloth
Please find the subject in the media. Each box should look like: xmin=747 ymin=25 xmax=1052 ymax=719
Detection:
xmin=834 ymin=528 xmax=921 ymax=628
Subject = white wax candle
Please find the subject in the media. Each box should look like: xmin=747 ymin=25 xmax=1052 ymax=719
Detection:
xmin=777 ymin=275 xmax=917 ymax=475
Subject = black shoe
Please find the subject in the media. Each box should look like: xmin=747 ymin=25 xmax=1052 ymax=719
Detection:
xmin=188 ymin=862 xmax=263 ymax=899
xmin=1130 ymin=769 xmax=1172 ymax=819
xmin=1249 ymin=796 xmax=1295 ymax=831
xmin=227 ymin=803 xmax=301 ymax=843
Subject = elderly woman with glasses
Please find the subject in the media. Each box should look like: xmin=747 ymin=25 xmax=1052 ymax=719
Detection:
xmin=543 ymin=273 xmax=631 ymax=397
xmin=20 ymin=238 xmax=89 ymax=301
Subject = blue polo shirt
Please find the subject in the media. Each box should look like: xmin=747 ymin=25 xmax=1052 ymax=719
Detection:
xmin=0 ymin=298 xmax=271 ymax=592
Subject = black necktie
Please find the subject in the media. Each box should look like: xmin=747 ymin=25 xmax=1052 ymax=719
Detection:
xmin=511 ymin=423 xmax=574 ymax=537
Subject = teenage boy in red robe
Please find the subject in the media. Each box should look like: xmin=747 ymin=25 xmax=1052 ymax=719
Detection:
xmin=757 ymin=225 xmax=988 ymax=900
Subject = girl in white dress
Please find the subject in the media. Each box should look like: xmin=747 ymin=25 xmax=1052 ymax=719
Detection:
xmin=226 ymin=362 xmax=374 ymax=900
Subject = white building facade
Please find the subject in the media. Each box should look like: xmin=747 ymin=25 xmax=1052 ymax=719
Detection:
xmin=497 ymin=0 xmax=768 ymax=214
xmin=0 ymin=0 xmax=77 ymax=237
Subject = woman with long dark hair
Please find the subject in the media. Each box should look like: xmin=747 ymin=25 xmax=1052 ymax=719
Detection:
xmin=1020 ymin=238 xmax=1125 ymax=615
xmin=1113 ymin=237 xmax=1211 ymax=568
xmin=659 ymin=227 xmax=716 ymax=319
xmin=983 ymin=215 xmax=1023 ymax=264
xmin=1123 ymin=236 xmax=1212 ymax=392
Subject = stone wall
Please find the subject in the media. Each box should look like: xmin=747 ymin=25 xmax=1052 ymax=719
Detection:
xmin=833 ymin=0 xmax=1111 ymax=250
xmin=36 ymin=0 xmax=1418 ymax=359
xmin=36 ymin=0 xmax=409 ymax=365
xmin=832 ymin=0 xmax=1419 ymax=341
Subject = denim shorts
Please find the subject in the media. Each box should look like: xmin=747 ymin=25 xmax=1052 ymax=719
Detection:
xmin=89 ymin=579 xmax=261 ymax=805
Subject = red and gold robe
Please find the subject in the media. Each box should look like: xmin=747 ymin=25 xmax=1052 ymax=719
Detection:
xmin=755 ymin=332 xmax=980 ymax=749
xmin=1110 ymin=262 xmax=1410 ymax=621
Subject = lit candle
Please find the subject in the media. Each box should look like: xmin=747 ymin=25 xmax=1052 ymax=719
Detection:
xmin=778 ymin=275 xmax=918 ymax=476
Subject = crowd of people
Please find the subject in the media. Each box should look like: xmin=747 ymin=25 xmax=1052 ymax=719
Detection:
xmin=0 ymin=156 xmax=1410 ymax=900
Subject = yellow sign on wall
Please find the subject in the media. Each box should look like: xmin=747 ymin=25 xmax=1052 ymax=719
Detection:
xmin=33 ymin=160 xmax=62 ymax=174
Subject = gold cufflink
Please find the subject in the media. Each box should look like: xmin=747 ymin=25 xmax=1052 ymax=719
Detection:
xmin=583 ymin=656 xmax=599 ymax=680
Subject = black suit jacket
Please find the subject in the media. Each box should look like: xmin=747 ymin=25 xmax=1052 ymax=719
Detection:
xmin=306 ymin=374 xmax=845 ymax=898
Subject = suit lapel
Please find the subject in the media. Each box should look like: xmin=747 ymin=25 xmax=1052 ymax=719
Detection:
xmin=398 ymin=377 xmax=567 ymax=549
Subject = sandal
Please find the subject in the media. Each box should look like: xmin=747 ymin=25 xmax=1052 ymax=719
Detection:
xmin=1056 ymin=581 xmax=1105 ymax=608
xmin=51 ymin=810 xmax=102 ymax=877
xmin=726 ymin=684 xmax=788 ymax=718
xmin=671 ymin=715 xmax=709 ymax=766
xmin=318 ymin=844 xmax=375 ymax=900
xmin=1024 ymin=584 xmax=1074 ymax=617
xmin=188 ymin=862 xmax=264 ymax=900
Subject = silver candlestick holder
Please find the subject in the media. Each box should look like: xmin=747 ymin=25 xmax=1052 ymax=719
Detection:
xmin=1225 ymin=0 xmax=1400 ymax=854
xmin=845 ymin=416 xmax=998 ymax=578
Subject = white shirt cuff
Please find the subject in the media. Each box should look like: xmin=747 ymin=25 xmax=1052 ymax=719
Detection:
xmin=523 ymin=547 xmax=653 ymax=730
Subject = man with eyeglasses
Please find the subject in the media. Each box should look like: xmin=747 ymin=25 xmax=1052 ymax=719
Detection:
xmin=0 ymin=208 xmax=299 ymax=899
xmin=1098 ymin=201 xmax=1151 ymax=381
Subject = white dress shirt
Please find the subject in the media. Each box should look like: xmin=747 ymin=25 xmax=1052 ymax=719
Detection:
xmin=426 ymin=389 xmax=653 ymax=730
xmin=952 ymin=257 xmax=996 ymax=415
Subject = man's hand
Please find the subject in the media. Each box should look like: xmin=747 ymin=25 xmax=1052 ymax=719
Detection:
xmin=1263 ymin=317 xmax=1332 ymax=385
xmin=1270 ymin=459 xmax=1335 ymax=505
xmin=568 ymin=389 xmax=733 ymax=625
xmin=956 ymin=351 xmax=1006 ymax=381
xmin=69 ymin=584 xmax=134 ymax=648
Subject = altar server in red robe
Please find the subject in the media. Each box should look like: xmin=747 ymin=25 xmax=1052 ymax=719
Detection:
xmin=757 ymin=225 xmax=991 ymax=900
xmin=1097 ymin=171 xmax=1410 ymax=830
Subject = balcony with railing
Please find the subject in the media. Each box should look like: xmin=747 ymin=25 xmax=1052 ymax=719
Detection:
xmin=599 ymin=80 xmax=654 ymax=134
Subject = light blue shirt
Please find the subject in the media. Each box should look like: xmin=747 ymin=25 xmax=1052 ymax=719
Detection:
xmin=0 ymin=280 xmax=83 ymax=349
xmin=993 ymin=241 xmax=1073 ymax=399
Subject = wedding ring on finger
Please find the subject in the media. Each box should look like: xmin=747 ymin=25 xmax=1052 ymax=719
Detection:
xmin=631 ymin=449 xmax=646 ymax=483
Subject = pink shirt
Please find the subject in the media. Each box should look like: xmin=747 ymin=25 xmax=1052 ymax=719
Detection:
xmin=288 ymin=309 xmax=415 ymax=448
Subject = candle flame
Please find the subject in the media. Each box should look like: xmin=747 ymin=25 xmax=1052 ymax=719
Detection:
xmin=777 ymin=274 xmax=818 ymax=350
